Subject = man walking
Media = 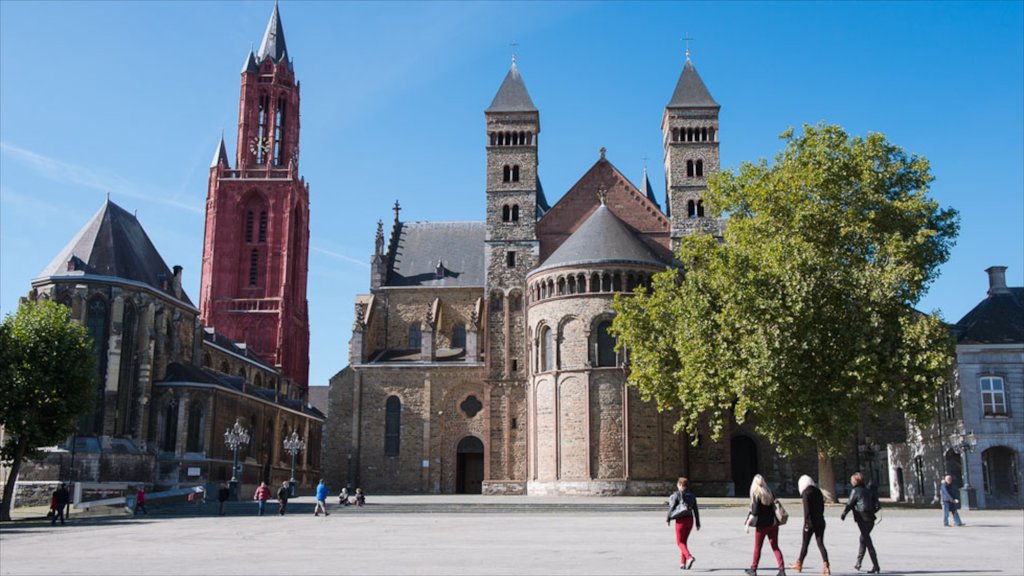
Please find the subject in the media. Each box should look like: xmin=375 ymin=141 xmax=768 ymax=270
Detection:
xmin=277 ymin=481 xmax=290 ymax=516
xmin=253 ymin=482 xmax=271 ymax=516
xmin=941 ymin=474 xmax=965 ymax=527
xmin=217 ymin=483 xmax=230 ymax=516
xmin=314 ymin=479 xmax=329 ymax=516
xmin=50 ymin=484 xmax=69 ymax=526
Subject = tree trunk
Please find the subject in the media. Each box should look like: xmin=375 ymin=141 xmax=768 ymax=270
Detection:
xmin=817 ymin=446 xmax=837 ymax=504
xmin=1 ymin=436 xmax=27 ymax=522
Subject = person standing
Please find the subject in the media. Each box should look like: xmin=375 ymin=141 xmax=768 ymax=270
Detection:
xmin=940 ymin=474 xmax=965 ymax=527
xmin=841 ymin=472 xmax=879 ymax=574
xmin=135 ymin=487 xmax=148 ymax=515
xmin=277 ymin=481 xmax=290 ymax=516
xmin=666 ymin=477 xmax=701 ymax=570
xmin=314 ymin=479 xmax=329 ymax=516
xmin=217 ymin=483 xmax=230 ymax=516
xmin=50 ymin=484 xmax=69 ymax=526
xmin=253 ymin=482 xmax=271 ymax=516
xmin=744 ymin=474 xmax=786 ymax=576
xmin=791 ymin=475 xmax=830 ymax=574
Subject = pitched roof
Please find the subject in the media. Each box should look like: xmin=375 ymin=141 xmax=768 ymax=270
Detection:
xmin=667 ymin=59 xmax=719 ymax=109
xmin=954 ymin=288 xmax=1024 ymax=344
xmin=257 ymin=2 xmax=288 ymax=64
xmin=642 ymin=165 xmax=660 ymax=209
xmin=211 ymin=134 xmax=229 ymax=168
xmin=386 ymin=221 xmax=485 ymax=288
xmin=486 ymin=60 xmax=537 ymax=113
xmin=534 ymin=203 xmax=666 ymax=273
xmin=37 ymin=200 xmax=193 ymax=305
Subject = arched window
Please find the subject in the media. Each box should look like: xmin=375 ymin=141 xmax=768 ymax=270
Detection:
xmin=385 ymin=396 xmax=401 ymax=456
xmin=512 ymin=165 xmax=520 ymax=182
xmin=249 ymin=249 xmax=259 ymax=286
xmin=245 ymin=211 xmax=255 ymax=243
xmin=258 ymin=211 xmax=268 ymax=243
xmin=273 ymin=96 xmax=286 ymax=165
xmin=452 ymin=323 xmax=466 ymax=349
xmin=84 ymin=296 xmax=109 ymax=434
xmin=408 ymin=324 xmax=421 ymax=350
xmin=219 ymin=361 xmax=230 ymax=374
xmin=540 ymin=326 xmax=555 ymax=372
xmin=687 ymin=200 xmax=696 ymax=218
xmin=186 ymin=401 xmax=204 ymax=452
xmin=115 ymin=302 xmax=138 ymax=436
xmin=203 ymin=352 xmax=212 ymax=367
xmin=502 ymin=205 xmax=511 ymax=222
xmin=697 ymin=200 xmax=705 ymax=217
xmin=696 ymin=160 xmax=704 ymax=177
xmin=503 ymin=165 xmax=511 ymax=182
xmin=686 ymin=160 xmax=694 ymax=177
xmin=162 ymin=400 xmax=178 ymax=452
xmin=596 ymin=321 xmax=617 ymax=367
xmin=672 ymin=128 xmax=679 ymax=142
xmin=256 ymin=93 xmax=269 ymax=164
xmin=511 ymin=205 xmax=520 ymax=222
xmin=702 ymin=127 xmax=708 ymax=141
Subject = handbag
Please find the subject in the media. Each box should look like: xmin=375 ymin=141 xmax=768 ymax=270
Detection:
xmin=669 ymin=491 xmax=691 ymax=520
xmin=774 ymin=500 xmax=789 ymax=525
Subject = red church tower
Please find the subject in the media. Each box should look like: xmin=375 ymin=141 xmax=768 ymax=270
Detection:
xmin=200 ymin=3 xmax=310 ymax=392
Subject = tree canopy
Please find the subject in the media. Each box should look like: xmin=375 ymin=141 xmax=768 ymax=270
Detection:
xmin=1 ymin=299 xmax=96 ymax=521
xmin=611 ymin=123 xmax=959 ymax=483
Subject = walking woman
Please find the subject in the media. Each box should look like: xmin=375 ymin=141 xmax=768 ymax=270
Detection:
xmin=744 ymin=474 xmax=786 ymax=576
xmin=791 ymin=475 xmax=830 ymax=574
xmin=666 ymin=477 xmax=701 ymax=570
xmin=841 ymin=472 xmax=880 ymax=574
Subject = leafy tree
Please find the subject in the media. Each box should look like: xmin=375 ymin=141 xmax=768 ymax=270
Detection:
xmin=612 ymin=123 xmax=959 ymax=501
xmin=1 ymin=300 xmax=96 ymax=521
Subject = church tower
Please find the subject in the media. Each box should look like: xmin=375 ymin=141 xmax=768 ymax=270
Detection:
xmin=200 ymin=3 xmax=310 ymax=392
xmin=662 ymin=50 xmax=720 ymax=241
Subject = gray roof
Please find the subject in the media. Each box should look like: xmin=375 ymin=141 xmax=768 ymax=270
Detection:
xmin=642 ymin=166 xmax=660 ymax=209
xmin=386 ymin=221 xmax=485 ymax=288
xmin=241 ymin=49 xmax=259 ymax=74
xmin=37 ymin=200 xmax=192 ymax=305
xmin=535 ymin=204 xmax=666 ymax=273
xmin=954 ymin=287 xmax=1024 ymax=344
xmin=667 ymin=59 xmax=719 ymax=109
xmin=257 ymin=2 xmax=288 ymax=65
xmin=211 ymin=135 xmax=229 ymax=168
xmin=486 ymin=60 xmax=537 ymax=113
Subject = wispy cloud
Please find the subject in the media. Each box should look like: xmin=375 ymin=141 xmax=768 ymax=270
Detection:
xmin=311 ymin=245 xmax=369 ymax=268
xmin=0 ymin=141 xmax=202 ymax=214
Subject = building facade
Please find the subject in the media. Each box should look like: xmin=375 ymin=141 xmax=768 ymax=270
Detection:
xmin=324 ymin=53 xmax=873 ymax=496
xmin=890 ymin=266 xmax=1023 ymax=508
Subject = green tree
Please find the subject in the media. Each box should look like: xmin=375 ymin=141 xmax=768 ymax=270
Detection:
xmin=612 ymin=123 xmax=959 ymax=501
xmin=1 ymin=300 xmax=96 ymax=521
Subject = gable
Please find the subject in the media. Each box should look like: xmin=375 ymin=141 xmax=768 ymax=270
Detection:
xmin=536 ymin=157 xmax=672 ymax=264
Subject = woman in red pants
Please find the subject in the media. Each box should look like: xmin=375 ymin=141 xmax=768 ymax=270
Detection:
xmin=666 ymin=477 xmax=701 ymax=570
xmin=744 ymin=474 xmax=786 ymax=576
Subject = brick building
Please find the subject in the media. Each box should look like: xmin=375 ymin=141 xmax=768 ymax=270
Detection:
xmin=324 ymin=53 xmax=864 ymax=496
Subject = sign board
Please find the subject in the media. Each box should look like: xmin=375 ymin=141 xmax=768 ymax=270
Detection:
xmin=187 ymin=467 xmax=201 ymax=477
xmin=422 ymin=460 xmax=430 ymax=468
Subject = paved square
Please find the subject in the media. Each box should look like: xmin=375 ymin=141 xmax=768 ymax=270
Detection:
xmin=1 ymin=497 xmax=1021 ymax=575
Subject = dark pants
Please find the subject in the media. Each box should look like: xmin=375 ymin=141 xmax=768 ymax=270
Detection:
xmin=674 ymin=516 xmax=695 ymax=564
xmin=752 ymin=524 xmax=784 ymax=569
xmin=50 ymin=507 xmax=65 ymax=525
xmin=797 ymin=523 xmax=829 ymax=564
xmin=855 ymin=516 xmax=879 ymax=569
xmin=279 ymin=500 xmax=288 ymax=515
xmin=218 ymin=500 xmax=227 ymax=515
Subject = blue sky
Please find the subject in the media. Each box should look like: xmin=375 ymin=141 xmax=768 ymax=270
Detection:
xmin=2 ymin=1 xmax=1022 ymax=388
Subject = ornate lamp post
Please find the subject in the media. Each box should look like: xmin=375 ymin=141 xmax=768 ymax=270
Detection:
xmin=858 ymin=435 xmax=882 ymax=488
xmin=949 ymin=423 xmax=978 ymax=510
xmin=223 ymin=419 xmax=250 ymax=501
xmin=283 ymin=431 xmax=307 ymax=497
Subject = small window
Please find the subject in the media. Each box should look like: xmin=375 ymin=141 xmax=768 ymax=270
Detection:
xmin=697 ymin=200 xmax=705 ymax=217
xmin=245 ymin=211 xmax=254 ymax=243
xmin=249 ymin=249 xmax=259 ymax=286
xmin=596 ymin=321 xmax=617 ymax=367
xmin=511 ymin=359 xmax=518 ymax=372
xmin=512 ymin=165 xmax=520 ymax=182
xmin=502 ymin=205 xmax=511 ymax=222
xmin=686 ymin=160 xmax=694 ymax=177
xmin=460 ymin=395 xmax=483 ymax=418
xmin=258 ymin=211 xmax=268 ymax=243
xmin=696 ymin=160 xmax=704 ymax=177
xmin=503 ymin=165 xmax=511 ymax=183
xmin=385 ymin=396 xmax=401 ymax=456
xmin=687 ymin=200 xmax=696 ymax=218
xmin=452 ymin=324 xmax=466 ymax=348
xmin=408 ymin=325 xmax=421 ymax=350
xmin=540 ymin=326 xmax=555 ymax=372
xmin=511 ymin=205 xmax=519 ymax=222
xmin=507 ymin=251 xmax=516 ymax=268
xmin=981 ymin=376 xmax=1007 ymax=416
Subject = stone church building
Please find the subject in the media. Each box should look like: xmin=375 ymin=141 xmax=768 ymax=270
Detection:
xmin=325 ymin=53 xmax=829 ymax=496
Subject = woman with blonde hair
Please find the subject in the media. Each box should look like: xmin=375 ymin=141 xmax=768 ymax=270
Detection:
xmin=791 ymin=474 xmax=830 ymax=574
xmin=744 ymin=474 xmax=786 ymax=576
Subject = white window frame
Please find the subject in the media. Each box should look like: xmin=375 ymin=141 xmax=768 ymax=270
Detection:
xmin=980 ymin=376 xmax=1008 ymax=416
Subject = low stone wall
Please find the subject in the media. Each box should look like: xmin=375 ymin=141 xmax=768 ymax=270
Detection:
xmin=525 ymin=479 xmax=677 ymax=496
xmin=13 ymin=481 xmax=61 ymax=507
xmin=482 ymin=480 xmax=527 ymax=495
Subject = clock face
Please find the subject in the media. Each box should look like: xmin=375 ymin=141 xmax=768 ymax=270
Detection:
xmin=249 ymin=136 xmax=269 ymax=157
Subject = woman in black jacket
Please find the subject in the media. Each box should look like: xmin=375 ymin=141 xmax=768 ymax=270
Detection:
xmin=841 ymin=472 xmax=880 ymax=574
xmin=666 ymin=477 xmax=701 ymax=570
xmin=791 ymin=474 xmax=830 ymax=574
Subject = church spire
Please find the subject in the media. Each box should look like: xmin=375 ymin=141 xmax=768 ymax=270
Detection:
xmin=211 ymin=133 xmax=230 ymax=168
xmin=486 ymin=58 xmax=537 ymax=113
xmin=641 ymin=164 xmax=660 ymax=209
xmin=667 ymin=58 xmax=719 ymax=109
xmin=257 ymin=1 xmax=289 ymax=64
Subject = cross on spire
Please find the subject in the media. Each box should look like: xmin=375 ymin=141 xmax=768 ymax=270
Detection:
xmin=510 ymin=41 xmax=519 ymax=64
xmin=393 ymin=200 xmax=401 ymax=223
xmin=683 ymin=33 xmax=693 ymax=60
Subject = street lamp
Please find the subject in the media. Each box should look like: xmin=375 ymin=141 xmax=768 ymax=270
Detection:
xmin=858 ymin=435 xmax=882 ymax=488
xmin=282 ymin=431 xmax=306 ymax=497
xmin=949 ymin=423 xmax=978 ymax=510
xmin=223 ymin=419 xmax=250 ymax=501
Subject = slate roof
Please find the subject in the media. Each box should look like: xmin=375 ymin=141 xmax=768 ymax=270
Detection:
xmin=257 ymin=2 xmax=288 ymax=64
xmin=37 ymin=200 xmax=193 ymax=305
xmin=159 ymin=362 xmax=324 ymax=419
xmin=954 ymin=287 xmax=1024 ymax=345
xmin=211 ymin=135 xmax=229 ymax=168
xmin=535 ymin=204 xmax=666 ymax=273
xmin=486 ymin=60 xmax=537 ymax=113
xmin=386 ymin=221 xmax=485 ymax=288
xmin=642 ymin=166 xmax=660 ymax=210
xmin=203 ymin=328 xmax=276 ymax=370
xmin=667 ymin=59 xmax=719 ymax=109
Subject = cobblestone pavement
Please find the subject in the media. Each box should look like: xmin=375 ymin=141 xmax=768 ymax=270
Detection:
xmin=1 ymin=497 xmax=1021 ymax=575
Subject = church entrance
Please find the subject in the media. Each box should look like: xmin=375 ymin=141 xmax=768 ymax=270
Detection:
xmin=731 ymin=435 xmax=759 ymax=496
xmin=456 ymin=436 xmax=484 ymax=494
xmin=982 ymin=446 xmax=1020 ymax=508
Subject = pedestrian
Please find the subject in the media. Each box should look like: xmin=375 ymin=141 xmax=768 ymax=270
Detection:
xmin=666 ymin=476 xmax=700 ymax=570
xmin=354 ymin=487 xmax=365 ymax=507
xmin=217 ymin=483 xmax=230 ymax=516
xmin=253 ymin=482 xmax=271 ymax=516
xmin=940 ymin=474 xmax=965 ymax=527
xmin=277 ymin=481 xmax=290 ymax=516
xmin=744 ymin=474 xmax=786 ymax=576
xmin=314 ymin=479 xmax=329 ymax=516
xmin=50 ymin=483 xmax=69 ymax=526
xmin=338 ymin=486 xmax=350 ymax=506
xmin=841 ymin=472 xmax=880 ymax=574
xmin=790 ymin=474 xmax=830 ymax=574
xmin=135 ymin=486 xmax=148 ymax=515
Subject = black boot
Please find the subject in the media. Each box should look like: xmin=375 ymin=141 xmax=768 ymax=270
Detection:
xmin=866 ymin=568 xmax=880 ymax=574
xmin=855 ymin=554 xmax=864 ymax=571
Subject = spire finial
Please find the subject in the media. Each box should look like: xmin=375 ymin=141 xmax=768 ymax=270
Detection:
xmin=683 ymin=33 xmax=693 ymax=61
xmin=597 ymin=186 xmax=607 ymax=206
xmin=599 ymin=146 xmax=606 ymax=160
xmin=393 ymin=200 xmax=401 ymax=223
xmin=106 ymin=191 xmax=110 ymax=202
xmin=510 ymin=41 xmax=519 ymax=64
